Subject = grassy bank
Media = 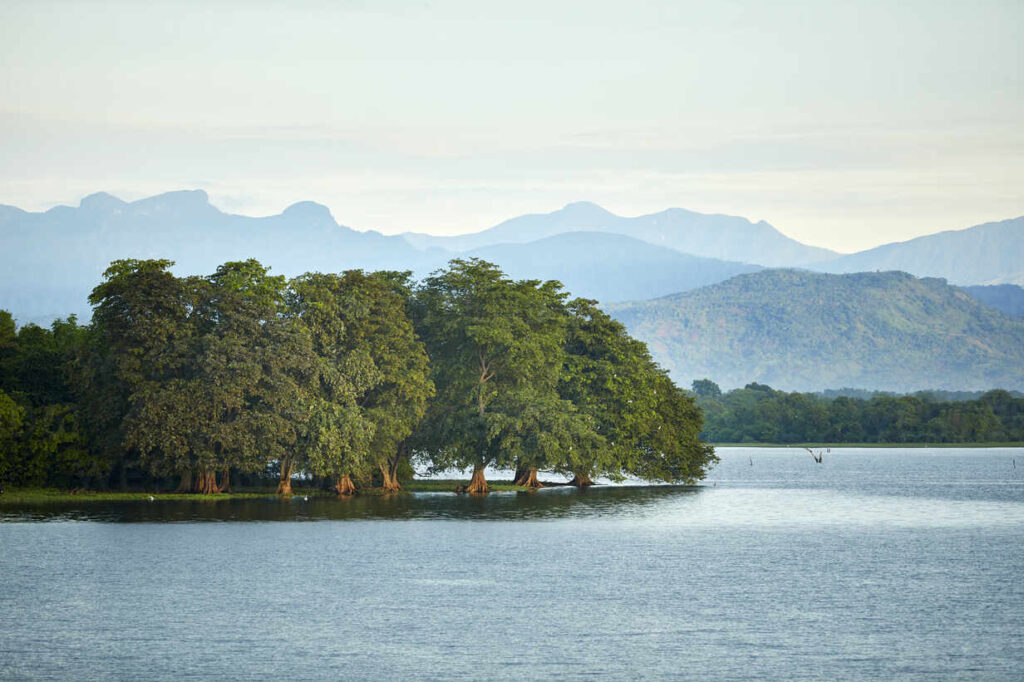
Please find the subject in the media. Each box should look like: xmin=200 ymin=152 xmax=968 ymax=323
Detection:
xmin=1 ymin=479 xmax=538 ymax=503
xmin=0 ymin=487 xmax=303 ymax=504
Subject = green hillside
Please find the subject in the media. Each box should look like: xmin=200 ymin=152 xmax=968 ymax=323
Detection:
xmin=607 ymin=270 xmax=1024 ymax=392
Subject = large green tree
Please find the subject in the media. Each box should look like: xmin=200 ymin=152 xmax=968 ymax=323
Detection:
xmin=284 ymin=270 xmax=433 ymax=495
xmin=413 ymin=259 xmax=568 ymax=493
xmin=336 ymin=271 xmax=433 ymax=492
xmin=194 ymin=260 xmax=314 ymax=493
xmin=560 ymin=299 xmax=714 ymax=485
xmin=86 ymin=259 xmax=192 ymax=488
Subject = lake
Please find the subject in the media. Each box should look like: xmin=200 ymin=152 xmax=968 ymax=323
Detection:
xmin=2 ymin=447 xmax=1023 ymax=680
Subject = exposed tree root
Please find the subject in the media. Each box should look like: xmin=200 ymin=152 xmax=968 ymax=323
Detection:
xmin=569 ymin=473 xmax=595 ymax=487
xmin=197 ymin=470 xmax=219 ymax=495
xmin=379 ymin=464 xmax=401 ymax=493
xmin=513 ymin=467 xmax=544 ymax=488
xmin=276 ymin=460 xmax=295 ymax=496
xmin=465 ymin=466 xmax=490 ymax=494
xmin=335 ymin=474 xmax=357 ymax=495
xmin=217 ymin=468 xmax=231 ymax=493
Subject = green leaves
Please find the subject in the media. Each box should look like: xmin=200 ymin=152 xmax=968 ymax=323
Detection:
xmin=694 ymin=384 xmax=1024 ymax=444
xmin=0 ymin=389 xmax=24 ymax=484
xmin=413 ymin=260 xmax=715 ymax=485
xmin=3 ymin=256 xmax=720 ymax=492
xmin=414 ymin=259 xmax=570 ymax=473
xmin=288 ymin=270 xmax=432 ymax=484
xmin=558 ymin=298 xmax=715 ymax=483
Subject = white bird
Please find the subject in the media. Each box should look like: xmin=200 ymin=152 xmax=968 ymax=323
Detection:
xmin=303 ymin=496 xmax=309 ymax=501
xmin=148 ymin=496 xmax=154 ymax=502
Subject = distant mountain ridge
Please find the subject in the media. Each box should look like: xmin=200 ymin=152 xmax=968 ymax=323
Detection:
xmin=1 ymin=190 xmax=1021 ymax=337
xmin=466 ymin=231 xmax=762 ymax=303
xmin=606 ymin=269 xmax=1024 ymax=393
xmin=960 ymin=284 xmax=1024 ymax=317
xmin=0 ymin=190 xmax=440 ymax=324
xmin=811 ymin=216 xmax=1024 ymax=286
xmin=404 ymin=201 xmax=837 ymax=267
xmin=0 ymin=192 xmax=807 ymax=323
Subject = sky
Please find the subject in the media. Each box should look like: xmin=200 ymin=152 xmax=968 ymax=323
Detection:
xmin=1 ymin=0 xmax=1021 ymax=253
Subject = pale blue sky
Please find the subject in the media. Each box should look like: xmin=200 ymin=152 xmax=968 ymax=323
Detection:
xmin=1 ymin=0 xmax=1021 ymax=251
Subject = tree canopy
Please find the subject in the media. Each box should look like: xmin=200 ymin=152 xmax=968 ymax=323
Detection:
xmin=0 ymin=257 xmax=716 ymax=495
xmin=693 ymin=379 xmax=1024 ymax=444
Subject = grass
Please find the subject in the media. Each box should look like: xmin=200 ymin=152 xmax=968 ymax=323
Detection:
xmin=0 ymin=487 xmax=301 ymax=504
xmin=1 ymin=479 xmax=537 ymax=503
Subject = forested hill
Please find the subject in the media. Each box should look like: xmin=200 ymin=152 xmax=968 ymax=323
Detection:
xmin=606 ymin=270 xmax=1024 ymax=393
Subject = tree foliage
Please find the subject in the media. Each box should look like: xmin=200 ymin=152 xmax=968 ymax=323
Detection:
xmin=694 ymin=380 xmax=1024 ymax=443
xmin=0 ymin=258 xmax=715 ymax=493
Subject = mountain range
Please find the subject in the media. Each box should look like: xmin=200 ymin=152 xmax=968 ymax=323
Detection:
xmin=0 ymin=191 xmax=434 ymax=323
xmin=1 ymin=190 xmax=1021 ymax=391
xmin=809 ymin=216 xmax=1024 ymax=286
xmin=403 ymin=200 xmax=836 ymax=266
xmin=466 ymin=231 xmax=761 ymax=303
xmin=3 ymin=190 xmax=1021 ymax=325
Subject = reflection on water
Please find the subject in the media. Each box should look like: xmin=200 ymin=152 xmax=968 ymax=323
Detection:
xmin=3 ymin=447 xmax=1022 ymax=525
xmin=0 ymin=485 xmax=700 ymax=523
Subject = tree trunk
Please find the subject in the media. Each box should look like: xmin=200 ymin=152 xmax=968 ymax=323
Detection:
xmin=388 ymin=443 xmax=406 ymax=486
xmin=175 ymin=469 xmax=193 ymax=493
xmin=569 ymin=472 xmax=595 ymax=487
xmin=514 ymin=466 xmax=544 ymax=488
xmin=379 ymin=463 xmax=401 ymax=493
xmin=276 ymin=459 xmax=295 ymax=496
xmin=465 ymin=465 xmax=490 ymax=494
xmin=197 ymin=469 xmax=219 ymax=495
xmin=217 ymin=468 xmax=231 ymax=493
xmin=335 ymin=474 xmax=357 ymax=495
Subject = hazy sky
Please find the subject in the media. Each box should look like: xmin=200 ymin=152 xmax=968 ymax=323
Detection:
xmin=1 ymin=0 xmax=1021 ymax=252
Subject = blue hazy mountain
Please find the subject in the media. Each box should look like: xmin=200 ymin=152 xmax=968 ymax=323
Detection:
xmin=811 ymin=216 xmax=1024 ymax=285
xmin=3 ymin=189 xmax=1022 ymax=343
xmin=467 ymin=232 xmax=762 ymax=302
xmin=606 ymin=270 xmax=1024 ymax=393
xmin=961 ymin=283 xmax=1024 ymax=317
xmin=403 ymin=201 xmax=837 ymax=267
xmin=0 ymin=192 xmax=765 ymax=324
xmin=0 ymin=190 xmax=445 ymax=324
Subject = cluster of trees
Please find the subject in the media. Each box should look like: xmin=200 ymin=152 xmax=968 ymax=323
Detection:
xmin=692 ymin=380 xmax=1024 ymax=443
xmin=0 ymin=258 xmax=715 ymax=494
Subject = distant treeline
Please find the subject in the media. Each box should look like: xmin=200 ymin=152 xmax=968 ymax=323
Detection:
xmin=0 ymin=258 xmax=714 ymax=494
xmin=692 ymin=380 xmax=1024 ymax=443
xmin=816 ymin=387 xmax=1024 ymax=402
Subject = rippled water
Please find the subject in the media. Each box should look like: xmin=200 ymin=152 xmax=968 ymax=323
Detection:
xmin=2 ymin=447 xmax=1023 ymax=680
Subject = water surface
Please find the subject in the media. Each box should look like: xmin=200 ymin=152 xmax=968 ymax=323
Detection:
xmin=2 ymin=447 xmax=1022 ymax=680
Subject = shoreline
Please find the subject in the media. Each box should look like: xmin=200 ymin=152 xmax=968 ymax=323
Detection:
xmin=711 ymin=442 xmax=1024 ymax=448
xmin=0 ymin=480 xmax=540 ymax=504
